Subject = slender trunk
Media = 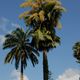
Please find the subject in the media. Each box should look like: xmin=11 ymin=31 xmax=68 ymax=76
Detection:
xmin=43 ymin=49 xmax=49 ymax=80
xmin=21 ymin=60 xmax=23 ymax=80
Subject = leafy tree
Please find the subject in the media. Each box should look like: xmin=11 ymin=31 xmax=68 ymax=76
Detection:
xmin=30 ymin=27 xmax=60 ymax=80
xmin=73 ymin=42 xmax=80 ymax=63
xmin=73 ymin=42 xmax=80 ymax=80
xmin=19 ymin=0 xmax=65 ymax=80
xmin=3 ymin=28 xmax=39 ymax=80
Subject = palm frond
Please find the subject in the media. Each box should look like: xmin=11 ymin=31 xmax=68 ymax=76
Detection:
xmin=20 ymin=1 xmax=39 ymax=9
xmin=26 ymin=44 xmax=39 ymax=56
xmin=20 ymin=1 xmax=33 ymax=8
xmin=39 ymin=10 xmax=45 ymax=22
xmin=29 ymin=53 xmax=38 ymax=67
xmin=4 ymin=47 xmax=16 ymax=63
xmin=54 ymin=5 xmax=66 ymax=12
xmin=57 ymin=21 xmax=62 ymax=29
xmin=12 ymin=28 xmax=25 ymax=40
xmin=28 ymin=13 xmax=39 ymax=22
xmin=19 ymin=10 xmax=36 ymax=19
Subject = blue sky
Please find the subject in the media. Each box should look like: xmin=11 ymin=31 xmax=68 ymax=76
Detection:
xmin=0 ymin=0 xmax=80 ymax=80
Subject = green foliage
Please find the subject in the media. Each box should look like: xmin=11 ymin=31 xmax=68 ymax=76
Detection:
xmin=3 ymin=28 xmax=39 ymax=69
xmin=19 ymin=0 xmax=65 ymax=80
xmin=73 ymin=42 xmax=80 ymax=63
xmin=31 ymin=28 xmax=60 ymax=51
xmin=19 ymin=0 xmax=65 ymax=29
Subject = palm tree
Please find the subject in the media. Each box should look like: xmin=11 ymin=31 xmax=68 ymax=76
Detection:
xmin=73 ymin=42 xmax=80 ymax=80
xmin=19 ymin=0 xmax=65 ymax=80
xmin=73 ymin=42 xmax=80 ymax=63
xmin=31 ymin=28 xmax=60 ymax=80
xmin=3 ymin=28 xmax=39 ymax=80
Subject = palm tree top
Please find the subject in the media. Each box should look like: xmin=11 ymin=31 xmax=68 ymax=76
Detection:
xmin=31 ymin=28 xmax=60 ymax=52
xmin=3 ymin=28 xmax=39 ymax=69
xmin=73 ymin=42 xmax=80 ymax=63
xmin=19 ymin=0 xmax=65 ymax=29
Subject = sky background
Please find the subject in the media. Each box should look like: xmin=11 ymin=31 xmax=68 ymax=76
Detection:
xmin=0 ymin=0 xmax=80 ymax=80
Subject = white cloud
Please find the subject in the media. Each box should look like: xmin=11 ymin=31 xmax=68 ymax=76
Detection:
xmin=0 ymin=17 xmax=9 ymax=33
xmin=56 ymin=68 xmax=80 ymax=80
xmin=0 ymin=35 xmax=5 ymax=45
xmin=11 ymin=23 xmax=20 ymax=28
xmin=0 ymin=17 xmax=9 ymax=26
xmin=11 ymin=70 xmax=29 ymax=80
xmin=0 ymin=17 xmax=20 ymax=34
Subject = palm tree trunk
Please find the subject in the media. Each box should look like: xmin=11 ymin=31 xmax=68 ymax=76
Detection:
xmin=43 ymin=49 xmax=49 ymax=80
xmin=21 ymin=60 xmax=23 ymax=80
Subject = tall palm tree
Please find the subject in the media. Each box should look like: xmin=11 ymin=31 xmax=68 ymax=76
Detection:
xmin=31 ymin=28 xmax=60 ymax=80
xmin=19 ymin=0 xmax=65 ymax=80
xmin=73 ymin=42 xmax=80 ymax=63
xmin=3 ymin=28 xmax=39 ymax=80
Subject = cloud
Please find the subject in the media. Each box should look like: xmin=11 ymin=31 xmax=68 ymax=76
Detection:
xmin=0 ymin=17 xmax=9 ymax=25
xmin=11 ymin=23 xmax=21 ymax=28
xmin=0 ymin=17 xmax=9 ymax=34
xmin=0 ymin=17 xmax=20 ymax=34
xmin=11 ymin=70 xmax=29 ymax=80
xmin=56 ymin=68 xmax=80 ymax=80
xmin=0 ymin=35 xmax=5 ymax=45
xmin=0 ymin=17 xmax=20 ymax=47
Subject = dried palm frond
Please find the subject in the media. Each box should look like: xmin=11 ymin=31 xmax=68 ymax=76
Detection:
xmin=45 ymin=0 xmax=61 ymax=5
xmin=39 ymin=10 xmax=45 ymax=22
xmin=20 ymin=1 xmax=33 ymax=8
xmin=57 ymin=21 xmax=62 ymax=29
xmin=29 ymin=13 xmax=39 ymax=21
xmin=54 ymin=5 xmax=66 ymax=12
xmin=20 ymin=1 xmax=40 ymax=9
xmin=32 ymin=3 xmax=39 ymax=8
xmin=48 ymin=12 xmax=51 ymax=20
xmin=19 ymin=10 xmax=36 ymax=19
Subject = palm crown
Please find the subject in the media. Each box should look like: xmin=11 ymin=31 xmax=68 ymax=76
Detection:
xmin=73 ymin=42 xmax=80 ymax=63
xmin=3 ymin=28 xmax=39 ymax=69
xmin=19 ymin=0 xmax=64 ymax=51
xmin=19 ymin=0 xmax=65 ymax=30
xmin=31 ymin=28 xmax=60 ymax=51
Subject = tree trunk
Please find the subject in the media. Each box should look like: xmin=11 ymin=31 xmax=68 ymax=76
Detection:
xmin=21 ymin=60 xmax=23 ymax=80
xmin=43 ymin=49 xmax=49 ymax=80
